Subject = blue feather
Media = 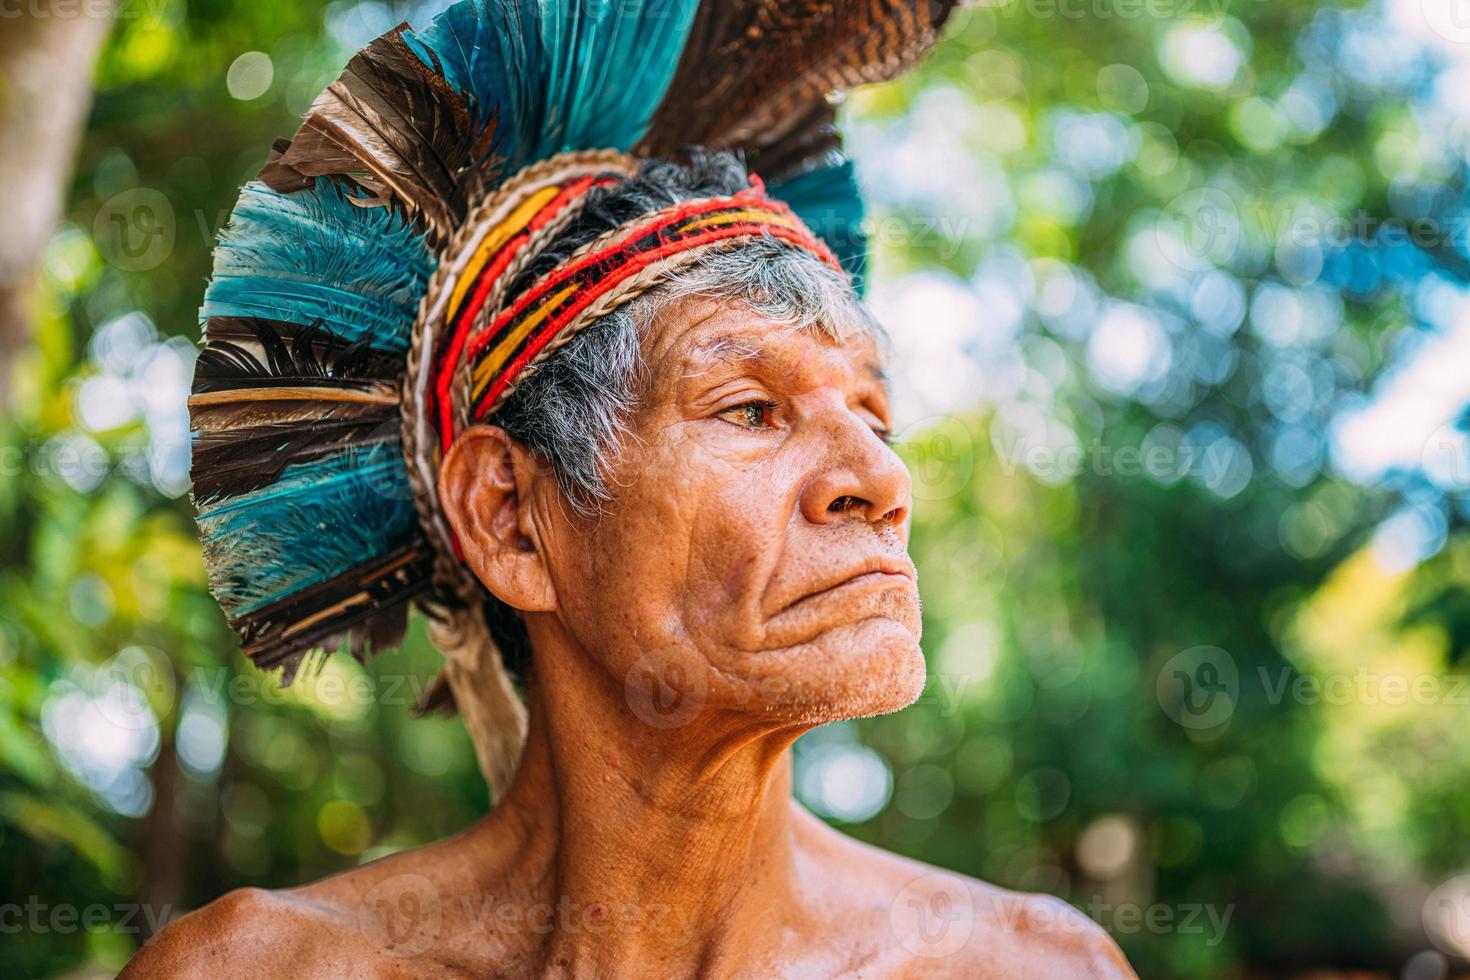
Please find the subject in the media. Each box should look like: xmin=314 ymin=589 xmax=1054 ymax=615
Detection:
xmin=402 ymin=0 xmax=700 ymax=171
xmin=197 ymin=447 xmax=419 ymax=617
xmin=402 ymin=0 xmax=542 ymax=166
xmin=538 ymin=0 xmax=701 ymax=156
xmin=201 ymin=181 xmax=434 ymax=352
xmin=769 ymin=161 xmax=870 ymax=293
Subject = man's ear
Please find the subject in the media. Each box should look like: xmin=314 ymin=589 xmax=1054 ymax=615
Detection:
xmin=438 ymin=425 xmax=557 ymax=613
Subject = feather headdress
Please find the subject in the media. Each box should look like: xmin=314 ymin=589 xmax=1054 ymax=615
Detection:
xmin=191 ymin=0 xmax=955 ymax=797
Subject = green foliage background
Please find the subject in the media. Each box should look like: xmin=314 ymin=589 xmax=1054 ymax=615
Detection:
xmin=4 ymin=1 xmax=1470 ymax=977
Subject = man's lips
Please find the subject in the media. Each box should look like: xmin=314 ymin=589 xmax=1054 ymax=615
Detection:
xmin=773 ymin=557 xmax=917 ymax=616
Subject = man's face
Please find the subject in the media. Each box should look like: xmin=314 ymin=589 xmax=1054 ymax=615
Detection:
xmin=538 ymin=294 xmax=925 ymax=725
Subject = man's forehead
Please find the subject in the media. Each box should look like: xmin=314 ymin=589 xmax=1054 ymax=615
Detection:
xmin=660 ymin=301 xmax=888 ymax=386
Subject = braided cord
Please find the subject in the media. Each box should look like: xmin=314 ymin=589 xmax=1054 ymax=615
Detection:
xmin=402 ymin=150 xmax=636 ymax=598
xmin=486 ymin=236 xmax=776 ymax=413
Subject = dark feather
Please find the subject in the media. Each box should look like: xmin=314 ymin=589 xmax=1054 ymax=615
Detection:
xmin=191 ymin=417 xmax=401 ymax=502
xmin=258 ymin=25 xmax=497 ymax=245
xmin=640 ymin=0 xmax=956 ymax=178
xmin=194 ymin=317 xmax=402 ymax=392
xmin=742 ymin=100 xmax=842 ymax=179
xmin=232 ymin=545 xmax=434 ymax=681
xmin=190 ymin=397 xmax=395 ymax=433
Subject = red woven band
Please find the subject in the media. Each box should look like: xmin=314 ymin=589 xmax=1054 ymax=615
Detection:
xmin=429 ymin=174 xmax=841 ymax=450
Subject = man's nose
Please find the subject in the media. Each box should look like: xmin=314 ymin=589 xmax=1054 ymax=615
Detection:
xmin=799 ymin=410 xmax=912 ymax=528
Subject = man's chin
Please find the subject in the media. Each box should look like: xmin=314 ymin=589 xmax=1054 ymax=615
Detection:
xmin=824 ymin=617 xmax=928 ymax=718
xmin=736 ymin=616 xmax=928 ymax=723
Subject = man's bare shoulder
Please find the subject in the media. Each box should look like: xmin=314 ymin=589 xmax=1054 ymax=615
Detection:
xmin=120 ymin=887 xmax=352 ymax=979
xmin=797 ymin=808 xmax=1136 ymax=978
xmin=121 ymin=845 xmax=475 ymax=979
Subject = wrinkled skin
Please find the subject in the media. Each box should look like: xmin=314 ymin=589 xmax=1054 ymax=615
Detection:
xmin=126 ymin=297 xmax=1135 ymax=978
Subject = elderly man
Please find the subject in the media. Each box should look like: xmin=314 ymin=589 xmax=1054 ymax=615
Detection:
xmin=130 ymin=153 xmax=1134 ymax=978
xmin=128 ymin=1 xmax=1137 ymax=975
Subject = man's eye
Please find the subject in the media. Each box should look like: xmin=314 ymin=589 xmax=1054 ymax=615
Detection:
xmin=719 ymin=400 xmax=777 ymax=429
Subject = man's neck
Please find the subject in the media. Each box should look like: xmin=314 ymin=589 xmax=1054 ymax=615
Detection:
xmin=460 ymin=624 xmax=815 ymax=976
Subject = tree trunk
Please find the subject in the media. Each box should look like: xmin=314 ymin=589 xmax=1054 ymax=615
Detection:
xmin=0 ymin=1 xmax=114 ymax=398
